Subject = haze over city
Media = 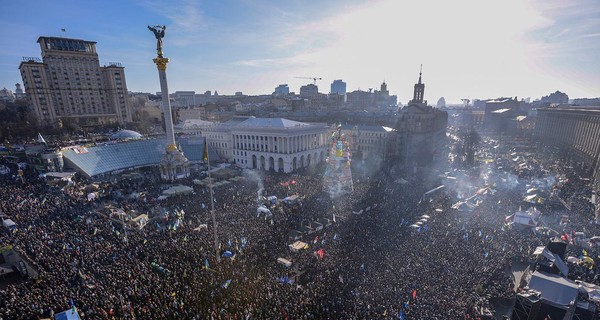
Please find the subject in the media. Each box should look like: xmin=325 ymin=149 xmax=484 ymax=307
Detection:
xmin=1 ymin=0 xmax=600 ymax=103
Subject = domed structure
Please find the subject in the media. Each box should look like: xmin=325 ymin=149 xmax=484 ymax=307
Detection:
xmin=110 ymin=130 xmax=143 ymax=140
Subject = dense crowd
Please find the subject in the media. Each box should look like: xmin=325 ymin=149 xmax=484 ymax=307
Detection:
xmin=0 ymin=136 xmax=599 ymax=319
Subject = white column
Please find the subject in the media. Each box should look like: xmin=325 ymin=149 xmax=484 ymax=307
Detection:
xmin=157 ymin=68 xmax=176 ymax=146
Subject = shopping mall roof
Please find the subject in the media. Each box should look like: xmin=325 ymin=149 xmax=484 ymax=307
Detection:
xmin=62 ymin=137 xmax=219 ymax=178
xmin=110 ymin=130 xmax=143 ymax=140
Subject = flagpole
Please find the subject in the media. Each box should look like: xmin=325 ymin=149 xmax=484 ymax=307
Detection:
xmin=205 ymin=140 xmax=220 ymax=263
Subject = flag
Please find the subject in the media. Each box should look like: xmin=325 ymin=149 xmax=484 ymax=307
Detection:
xmin=398 ymin=310 xmax=405 ymax=320
xmin=359 ymin=263 xmax=365 ymax=272
xmin=61 ymin=28 xmax=66 ymax=32
xmin=37 ymin=133 xmax=47 ymax=144
xmin=204 ymin=259 xmax=209 ymax=269
xmin=222 ymin=279 xmax=232 ymax=288
xmin=203 ymin=138 xmax=209 ymax=162
xmin=412 ymin=289 xmax=417 ymax=300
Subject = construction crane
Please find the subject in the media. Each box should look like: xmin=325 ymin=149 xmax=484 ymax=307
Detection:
xmin=295 ymin=76 xmax=322 ymax=85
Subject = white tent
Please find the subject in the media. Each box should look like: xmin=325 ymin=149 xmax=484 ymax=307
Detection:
xmin=289 ymin=241 xmax=307 ymax=252
xmin=162 ymin=185 xmax=194 ymax=196
xmin=257 ymin=206 xmax=272 ymax=216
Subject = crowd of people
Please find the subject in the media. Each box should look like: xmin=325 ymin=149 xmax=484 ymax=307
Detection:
xmin=0 ymin=134 xmax=599 ymax=319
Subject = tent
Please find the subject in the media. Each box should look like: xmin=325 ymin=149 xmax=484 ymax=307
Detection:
xmin=566 ymin=256 xmax=580 ymax=264
xmin=162 ymin=185 xmax=194 ymax=196
xmin=282 ymin=195 xmax=300 ymax=204
xmin=130 ymin=214 xmax=148 ymax=229
xmin=54 ymin=309 xmax=81 ymax=320
xmin=277 ymin=257 xmax=292 ymax=268
xmin=511 ymin=207 xmax=542 ymax=228
xmin=221 ymin=251 xmax=235 ymax=258
xmin=256 ymin=206 xmax=272 ymax=217
xmin=2 ymin=219 xmax=16 ymax=230
xmin=527 ymin=271 xmax=578 ymax=306
xmin=289 ymin=241 xmax=307 ymax=252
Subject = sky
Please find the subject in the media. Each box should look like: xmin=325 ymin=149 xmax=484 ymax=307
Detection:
xmin=1 ymin=0 xmax=599 ymax=104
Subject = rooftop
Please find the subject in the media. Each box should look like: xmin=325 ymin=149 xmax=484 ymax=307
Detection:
xmin=62 ymin=137 xmax=219 ymax=178
xmin=236 ymin=118 xmax=311 ymax=129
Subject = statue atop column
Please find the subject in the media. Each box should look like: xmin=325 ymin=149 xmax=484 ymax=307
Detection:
xmin=147 ymin=25 xmax=166 ymax=58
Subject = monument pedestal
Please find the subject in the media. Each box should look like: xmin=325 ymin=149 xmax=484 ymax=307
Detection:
xmin=160 ymin=144 xmax=190 ymax=181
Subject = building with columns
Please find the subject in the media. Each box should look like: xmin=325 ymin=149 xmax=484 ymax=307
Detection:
xmin=534 ymin=106 xmax=600 ymax=220
xmin=204 ymin=117 xmax=328 ymax=172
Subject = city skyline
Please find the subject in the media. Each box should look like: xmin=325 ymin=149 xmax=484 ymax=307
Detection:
xmin=1 ymin=0 xmax=599 ymax=104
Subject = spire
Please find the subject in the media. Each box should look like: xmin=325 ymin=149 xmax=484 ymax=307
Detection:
xmin=411 ymin=65 xmax=425 ymax=104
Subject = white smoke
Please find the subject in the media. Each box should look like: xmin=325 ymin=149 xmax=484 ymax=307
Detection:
xmin=243 ymin=169 xmax=264 ymax=205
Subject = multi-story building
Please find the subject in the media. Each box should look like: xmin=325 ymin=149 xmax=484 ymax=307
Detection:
xmin=0 ymin=87 xmax=15 ymax=103
xmin=341 ymin=124 xmax=395 ymax=161
xmin=534 ymin=107 xmax=600 ymax=214
xmin=389 ymin=70 xmax=448 ymax=174
xmin=347 ymin=89 xmax=375 ymax=109
xmin=177 ymin=106 xmax=206 ymax=122
xmin=14 ymin=83 xmax=25 ymax=100
xmin=171 ymin=91 xmax=196 ymax=107
xmin=204 ymin=116 xmax=328 ymax=172
xmin=482 ymin=98 xmax=520 ymax=131
xmin=299 ymin=84 xmax=319 ymax=98
xmin=19 ymin=36 xmax=132 ymax=127
xmin=330 ymin=80 xmax=346 ymax=95
xmin=274 ymin=84 xmax=290 ymax=96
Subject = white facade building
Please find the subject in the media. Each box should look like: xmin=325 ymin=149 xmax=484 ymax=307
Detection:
xmin=204 ymin=117 xmax=328 ymax=173
xmin=171 ymin=91 xmax=196 ymax=107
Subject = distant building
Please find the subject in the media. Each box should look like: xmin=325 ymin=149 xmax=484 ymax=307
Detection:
xmin=389 ymin=69 xmax=448 ymax=174
xmin=19 ymin=36 xmax=132 ymax=127
xmin=347 ymin=89 xmax=374 ymax=110
xmin=482 ymin=98 xmax=520 ymax=131
xmin=274 ymin=84 xmax=290 ymax=96
xmin=0 ymin=87 xmax=15 ymax=103
xmin=299 ymin=84 xmax=319 ymax=98
xmin=540 ymin=91 xmax=569 ymax=105
xmin=177 ymin=106 xmax=207 ymax=122
xmin=573 ymin=98 xmax=600 ymax=106
xmin=171 ymin=91 xmax=196 ymax=108
xmin=436 ymin=97 xmax=446 ymax=108
xmin=330 ymin=80 xmax=346 ymax=95
xmin=341 ymin=124 xmax=395 ymax=161
xmin=14 ymin=83 xmax=25 ymax=100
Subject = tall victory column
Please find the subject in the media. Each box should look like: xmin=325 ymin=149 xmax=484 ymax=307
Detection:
xmin=148 ymin=25 xmax=190 ymax=181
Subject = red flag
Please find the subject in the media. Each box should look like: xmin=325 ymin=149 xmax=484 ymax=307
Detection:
xmin=316 ymin=249 xmax=325 ymax=259
xmin=412 ymin=289 xmax=417 ymax=299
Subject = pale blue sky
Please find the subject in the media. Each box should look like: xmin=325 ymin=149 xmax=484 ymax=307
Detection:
xmin=1 ymin=0 xmax=599 ymax=104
